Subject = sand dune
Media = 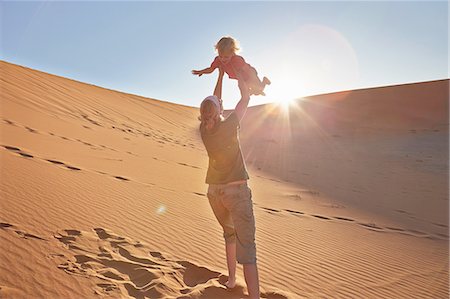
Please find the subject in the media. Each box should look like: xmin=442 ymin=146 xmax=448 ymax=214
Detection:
xmin=0 ymin=60 xmax=448 ymax=298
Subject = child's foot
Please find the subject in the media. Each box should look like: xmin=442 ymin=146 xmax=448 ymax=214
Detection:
xmin=263 ymin=77 xmax=271 ymax=85
xmin=250 ymin=88 xmax=266 ymax=96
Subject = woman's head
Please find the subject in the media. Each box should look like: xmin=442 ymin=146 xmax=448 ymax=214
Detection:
xmin=215 ymin=36 xmax=240 ymax=62
xmin=199 ymin=95 xmax=223 ymax=131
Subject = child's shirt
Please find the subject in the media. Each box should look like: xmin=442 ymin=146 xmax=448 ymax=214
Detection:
xmin=210 ymin=55 xmax=251 ymax=80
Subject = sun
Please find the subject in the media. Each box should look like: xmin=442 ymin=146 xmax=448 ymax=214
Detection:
xmin=270 ymin=91 xmax=300 ymax=111
xmin=265 ymin=77 xmax=304 ymax=111
xmin=275 ymin=97 xmax=295 ymax=110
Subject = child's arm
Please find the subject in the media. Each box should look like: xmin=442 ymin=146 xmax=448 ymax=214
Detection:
xmin=191 ymin=66 xmax=215 ymax=77
xmin=192 ymin=57 xmax=220 ymax=76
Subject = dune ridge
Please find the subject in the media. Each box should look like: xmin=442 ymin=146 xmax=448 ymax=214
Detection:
xmin=1 ymin=60 xmax=448 ymax=298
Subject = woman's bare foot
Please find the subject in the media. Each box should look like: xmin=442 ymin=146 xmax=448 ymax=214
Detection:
xmin=225 ymin=277 xmax=236 ymax=289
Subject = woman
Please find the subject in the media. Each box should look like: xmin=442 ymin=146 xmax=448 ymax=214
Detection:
xmin=199 ymin=68 xmax=260 ymax=298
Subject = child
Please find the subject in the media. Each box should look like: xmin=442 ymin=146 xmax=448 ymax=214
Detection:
xmin=192 ymin=36 xmax=270 ymax=96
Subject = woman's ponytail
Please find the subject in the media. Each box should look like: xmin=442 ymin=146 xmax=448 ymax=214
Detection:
xmin=199 ymin=100 xmax=220 ymax=131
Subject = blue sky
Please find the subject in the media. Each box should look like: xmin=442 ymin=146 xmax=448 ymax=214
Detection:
xmin=2 ymin=1 xmax=448 ymax=109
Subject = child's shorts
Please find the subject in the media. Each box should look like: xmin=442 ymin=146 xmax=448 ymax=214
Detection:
xmin=207 ymin=182 xmax=257 ymax=264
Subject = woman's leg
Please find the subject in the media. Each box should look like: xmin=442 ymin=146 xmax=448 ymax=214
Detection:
xmin=207 ymin=187 xmax=238 ymax=288
xmin=225 ymin=242 xmax=237 ymax=288
xmin=243 ymin=263 xmax=260 ymax=299
xmin=227 ymin=185 xmax=260 ymax=297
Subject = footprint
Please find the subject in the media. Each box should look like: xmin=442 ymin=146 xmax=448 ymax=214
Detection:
xmin=311 ymin=215 xmax=330 ymax=220
xmin=55 ymin=235 xmax=77 ymax=244
xmin=64 ymin=229 xmax=81 ymax=236
xmin=359 ymin=223 xmax=383 ymax=230
xmin=333 ymin=216 xmax=355 ymax=222
xmin=25 ymin=127 xmax=37 ymax=133
xmin=94 ymin=228 xmax=114 ymax=240
xmin=283 ymin=209 xmax=304 ymax=215
xmin=176 ymin=260 xmax=221 ymax=287
xmin=66 ymin=165 xmax=81 ymax=171
xmin=0 ymin=222 xmax=14 ymax=229
xmin=406 ymin=229 xmax=427 ymax=236
xmin=299 ymin=190 xmax=320 ymax=196
xmin=45 ymin=159 xmax=81 ymax=171
xmin=1 ymin=221 xmax=48 ymax=240
xmin=432 ymin=222 xmax=449 ymax=228
xmin=96 ymin=283 xmax=119 ymax=293
xmin=47 ymin=159 xmax=65 ymax=165
xmin=261 ymin=207 xmax=281 ymax=214
xmin=114 ymin=176 xmax=129 ymax=181
xmin=15 ymin=230 xmax=46 ymax=241
xmin=98 ymin=270 xmax=124 ymax=282
xmin=3 ymin=119 xmax=16 ymax=125
xmin=177 ymin=162 xmax=201 ymax=170
xmin=2 ymin=145 xmax=33 ymax=158
xmin=149 ymin=251 xmax=165 ymax=259
xmin=435 ymin=233 xmax=449 ymax=239
xmin=81 ymin=115 xmax=102 ymax=127
xmin=133 ymin=242 xmax=144 ymax=248
xmin=385 ymin=226 xmax=405 ymax=232
xmin=3 ymin=145 xmax=20 ymax=152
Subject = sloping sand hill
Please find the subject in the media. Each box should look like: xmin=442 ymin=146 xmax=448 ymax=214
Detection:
xmin=1 ymin=60 xmax=448 ymax=298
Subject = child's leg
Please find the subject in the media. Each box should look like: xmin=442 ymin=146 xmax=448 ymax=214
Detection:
xmin=246 ymin=67 xmax=270 ymax=96
xmin=262 ymin=76 xmax=271 ymax=86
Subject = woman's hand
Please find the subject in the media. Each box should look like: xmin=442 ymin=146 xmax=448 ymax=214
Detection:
xmin=218 ymin=67 xmax=225 ymax=77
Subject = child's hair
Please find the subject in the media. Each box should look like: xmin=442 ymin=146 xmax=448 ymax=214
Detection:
xmin=215 ymin=36 xmax=240 ymax=55
xmin=199 ymin=100 xmax=222 ymax=131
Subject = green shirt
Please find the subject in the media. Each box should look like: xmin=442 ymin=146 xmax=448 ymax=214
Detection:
xmin=200 ymin=112 xmax=249 ymax=184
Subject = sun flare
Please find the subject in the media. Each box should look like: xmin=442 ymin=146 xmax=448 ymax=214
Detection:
xmin=264 ymin=75 xmax=305 ymax=111
xmin=268 ymin=82 xmax=303 ymax=111
xmin=275 ymin=97 xmax=295 ymax=110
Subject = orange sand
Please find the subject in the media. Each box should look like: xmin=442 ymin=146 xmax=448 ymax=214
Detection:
xmin=1 ymin=60 xmax=448 ymax=298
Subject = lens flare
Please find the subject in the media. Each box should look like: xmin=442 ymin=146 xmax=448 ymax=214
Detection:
xmin=156 ymin=204 xmax=166 ymax=215
xmin=259 ymin=23 xmax=360 ymax=104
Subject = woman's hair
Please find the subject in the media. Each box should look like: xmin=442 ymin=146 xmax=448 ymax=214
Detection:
xmin=215 ymin=36 xmax=240 ymax=55
xmin=199 ymin=100 xmax=222 ymax=131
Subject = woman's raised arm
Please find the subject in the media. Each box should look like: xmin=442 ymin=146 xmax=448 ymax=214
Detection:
xmin=213 ymin=68 xmax=225 ymax=100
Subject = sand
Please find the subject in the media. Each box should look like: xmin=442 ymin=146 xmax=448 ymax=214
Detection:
xmin=0 ymin=60 xmax=448 ymax=298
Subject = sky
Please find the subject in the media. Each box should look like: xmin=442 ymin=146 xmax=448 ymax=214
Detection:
xmin=1 ymin=1 xmax=448 ymax=109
